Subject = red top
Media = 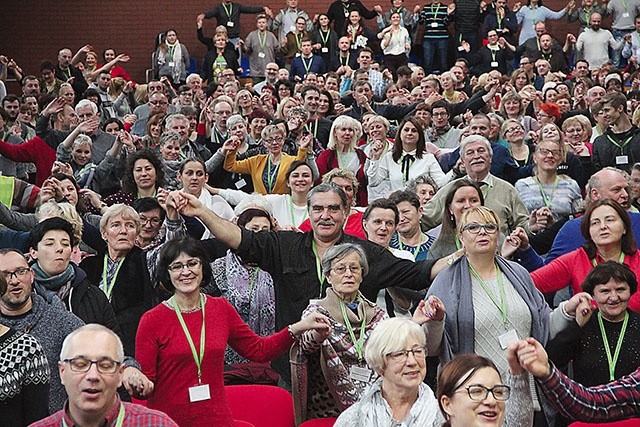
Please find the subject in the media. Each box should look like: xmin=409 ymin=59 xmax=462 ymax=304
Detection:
xmin=135 ymin=296 xmax=293 ymax=427
xmin=531 ymin=248 xmax=640 ymax=312
xmin=298 ymin=210 xmax=366 ymax=240
xmin=0 ymin=136 xmax=55 ymax=187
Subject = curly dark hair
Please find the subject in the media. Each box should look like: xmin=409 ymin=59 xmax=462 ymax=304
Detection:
xmin=121 ymin=148 xmax=165 ymax=194
xmin=155 ymin=236 xmax=212 ymax=293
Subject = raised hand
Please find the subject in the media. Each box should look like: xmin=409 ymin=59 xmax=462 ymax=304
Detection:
xmin=515 ymin=338 xmax=551 ymax=378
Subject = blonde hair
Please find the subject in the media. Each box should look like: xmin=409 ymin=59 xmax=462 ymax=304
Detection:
xmin=458 ymin=206 xmax=500 ymax=235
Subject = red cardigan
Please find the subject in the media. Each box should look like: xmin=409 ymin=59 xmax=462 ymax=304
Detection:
xmin=0 ymin=136 xmax=55 ymax=187
xmin=136 ymin=296 xmax=293 ymax=427
xmin=531 ymin=248 xmax=640 ymax=312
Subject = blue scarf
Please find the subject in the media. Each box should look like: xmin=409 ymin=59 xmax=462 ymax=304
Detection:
xmin=31 ymin=263 xmax=75 ymax=304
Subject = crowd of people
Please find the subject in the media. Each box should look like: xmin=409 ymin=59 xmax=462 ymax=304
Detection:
xmin=5 ymin=0 xmax=640 ymax=426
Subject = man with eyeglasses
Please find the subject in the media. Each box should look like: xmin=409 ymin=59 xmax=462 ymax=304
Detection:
xmin=0 ymin=248 xmax=154 ymax=416
xmin=30 ymin=324 xmax=177 ymax=427
xmin=428 ymin=100 xmax=462 ymax=149
xmin=253 ymin=62 xmax=280 ymax=94
xmin=131 ymin=91 xmax=172 ymax=137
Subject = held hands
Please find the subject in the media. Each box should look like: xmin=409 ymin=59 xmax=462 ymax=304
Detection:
xmin=563 ymin=292 xmax=594 ymax=326
xmin=461 ymin=40 xmax=471 ymax=53
xmin=512 ymin=338 xmax=552 ymax=378
xmin=298 ymin=132 xmax=312 ymax=149
xmin=221 ymin=137 xmax=241 ymax=154
xmin=501 ymin=227 xmax=530 ymax=259
xmin=412 ymin=296 xmax=446 ymax=325
xmin=447 ymin=2 xmax=456 ymax=14
xmin=368 ymin=140 xmax=385 ymax=161
xmin=414 ymin=4 xmax=422 ymax=13
xmin=291 ymin=312 xmax=332 ymax=340
xmin=167 ymin=190 xmax=206 ymax=218
xmin=122 ymin=367 xmax=155 ymax=399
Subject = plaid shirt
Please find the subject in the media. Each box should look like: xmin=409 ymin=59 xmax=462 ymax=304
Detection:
xmin=539 ymin=363 xmax=640 ymax=422
xmin=29 ymin=397 xmax=178 ymax=427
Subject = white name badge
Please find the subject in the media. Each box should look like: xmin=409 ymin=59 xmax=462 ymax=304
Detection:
xmin=189 ymin=384 xmax=211 ymax=402
xmin=322 ymin=47 xmax=329 ymax=53
xmin=258 ymin=52 xmax=266 ymax=58
xmin=458 ymin=45 xmax=465 ymax=51
xmin=168 ymin=62 xmax=175 ymax=67
xmin=227 ymin=21 xmax=235 ymax=27
xmin=431 ymin=22 xmax=438 ymax=27
xmin=498 ymin=329 xmax=519 ymax=350
xmin=296 ymin=52 xmax=301 ymax=57
xmin=349 ymin=366 xmax=373 ymax=383
xmin=624 ymin=12 xmax=631 ymax=17
xmin=235 ymin=178 xmax=247 ymax=189
xmin=491 ymin=61 xmax=499 ymax=67
xmin=616 ymin=155 xmax=629 ymax=165
xmin=345 ymin=12 xmax=350 ymax=17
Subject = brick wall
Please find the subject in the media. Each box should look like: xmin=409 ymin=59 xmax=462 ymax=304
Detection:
xmin=0 ymin=0 xmax=609 ymax=88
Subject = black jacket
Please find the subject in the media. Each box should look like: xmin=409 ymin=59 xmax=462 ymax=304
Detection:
xmin=80 ymin=246 xmax=156 ymax=356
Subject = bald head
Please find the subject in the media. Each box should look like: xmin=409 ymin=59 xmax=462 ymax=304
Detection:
xmin=58 ymin=49 xmax=72 ymax=68
xmin=588 ymin=168 xmax=630 ymax=209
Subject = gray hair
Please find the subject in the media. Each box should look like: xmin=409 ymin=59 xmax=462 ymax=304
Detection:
xmin=364 ymin=318 xmax=426 ymax=375
xmin=459 ymin=135 xmax=493 ymax=157
xmin=75 ymin=99 xmax=98 ymax=115
xmin=406 ymin=173 xmax=438 ymax=194
xmin=226 ymin=114 xmax=246 ymax=131
xmin=321 ymin=243 xmax=369 ymax=277
xmin=99 ymin=204 xmax=140 ymax=235
xmin=327 ymin=116 xmax=362 ymax=151
xmin=186 ymin=73 xmax=202 ymax=84
xmin=164 ymin=113 xmax=189 ymax=131
xmin=159 ymin=130 xmax=182 ymax=146
xmin=306 ymin=182 xmax=348 ymax=211
xmin=60 ymin=324 xmax=125 ymax=362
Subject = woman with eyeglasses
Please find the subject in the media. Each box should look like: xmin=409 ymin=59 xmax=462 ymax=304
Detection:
xmin=292 ymin=244 xmax=398 ymax=422
xmin=223 ymin=124 xmax=313 ymax=195
xmin=531 ymin=199 xmax=640 ymax=312
xmin=427 ymin=206 xmax=589 ymax=423
xmin=436 ymin=353 xmax=532 ymax=427
xmin=135 ymin=236 xmax=330 ymax=427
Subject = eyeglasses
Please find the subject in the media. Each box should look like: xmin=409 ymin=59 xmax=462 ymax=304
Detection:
xmin=462 ymin=223 xmax=499 ymax=234
xmin=504 ymin=127 xmax=523 ymax=134
xmin=149 ymin=100 xmax=168 ymax=106
xmin=139 ymin=216 xmax=162 ymax=226
xmin=168 ymin=258 xmax=202 ymax=273
xmin=537 ymin=148 xmax=561 ymax=157
xmin=0 ymin=267 xmax=30 ymax=281
xmin=264 ymin=137 xmax=284 ymax=144
xmin=385 ymin=346 xmax=427 ymax=363
xmin=215 ymin=110 xmax=233 ymax=116
xmin=519 ymin=61 xmax=530 ymax=66
xmin=332 ymin=264 xmax=362 ymax=275
xmin=432 ymin=112 xmax=448 ymax=117
xmin=62 ymin=356 xmax=122 ymax=374
xmin=457 ymin=384 xmax=511 ymax=401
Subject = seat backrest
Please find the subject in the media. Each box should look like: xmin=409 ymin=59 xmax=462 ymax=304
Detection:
xmin=299 ymin=418 xmax=338 ymax=427
xmin=226 ymin=384 xmax=295 ymax=427
xmin=569 ymin=421 xmax=640 ymax=427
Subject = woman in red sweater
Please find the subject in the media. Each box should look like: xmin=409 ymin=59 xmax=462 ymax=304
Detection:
xmin=532 ymin=199 xmax=640 ymax=312
xmin=135 ymin=236 xmax=329 ymax=427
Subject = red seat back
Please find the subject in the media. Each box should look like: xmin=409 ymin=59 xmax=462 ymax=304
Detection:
xmin=569 ymin=420 xmax=640 ymax=427
xmin=299 ymin=418 xmax=338 ymax=427
xmin=226 ymin=384 xmax=295 ymax=427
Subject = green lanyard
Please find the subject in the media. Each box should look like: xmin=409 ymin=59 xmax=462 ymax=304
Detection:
xmin=62 ymin=403 xmax=125 ymax=427
xmin=489 ymin=47 xmax=498 ymax=64
xmin=171 ymin=293 xmax=206 ymax=383
xmin=311 ymin=241 xmax=325 ymax=297
xmin=296 ymin=33 xmax=303 ymax=51
xmin=592 ymin=252 xmax=625 ymax=268
xmin=222 ymin=2 xmax=233 ymax=18
xmin=535 ymin=176 xmax=558 ymax=209
xmin=102 ymin=255 xmax=125 ymax=300
xmin=584 ymin=8 xmax=591 ymax=28
xmin=339 ymin=296 xmax=367 ymax=360
xmin=431 ymin=2 xmax=442 ymax=19
xmin=469 ymin=263 xmax=507 ymax=325
xmin=607 ymin=134 xmax=634 ymax=154
xmin=397 ymin=233 xmax=426 ymax=261
xmin=167 ymin=45 xmax=175 ymax=58
xmin=336 ymin=150 xmax=352 ymax=170
xmin=289 ymin=196 xmax=308 ymax=226
xmin=455 ymin=235 xmax=462 ymax=250
xmin=248 ymin=267 xmax=259 ymax=294
xmin=320 ymin=29 xmax=330 ymax=46
xmin=306 ymin=119 xmax=319 ymax=138
xmin=598 ymin=311 xmax=629 ymax=381
xmin=266 ymin=157 xmax=279 ymax=192
xmin=497 ymin=11 xmax=503 ymax=29
xmin=340 ymin=53 xmax=350 ymax=66
xmin=302 ymin=56 xmax=314 ymax=74
xmin=258 ymin=31 xmax=267 ymax=50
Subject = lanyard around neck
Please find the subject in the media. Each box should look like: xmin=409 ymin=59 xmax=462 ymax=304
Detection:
xmin=598 ymin=310 xmax=629 ymax=381
xmin=266 ymin=157 xmax=279 ymax=192
xmin=62 ymin=403 xmax=125 ymax=427
xmin=469 ymin=262 xmax=507 ymax=325
xmin=339 ymin=296 xmax=367 ymax=360
xmin=592 ymin=252 xmax=625 ymax=267
xmin=311 ymin=241 xmax=326 ymax=297
xmin=534 ymin=175 xmax=558 ymax=209
xmin=398 ymin=233 xmax=426 ymax=260
xmin=289 ymin=196 xmax=308 ymax=226
xmin=222 ymin=2 xmax=233 ymax=17
xmin=171 ymin=293 xmax=206 ymax=383
xmin=102 ymin=254 xmax=125 ymax=300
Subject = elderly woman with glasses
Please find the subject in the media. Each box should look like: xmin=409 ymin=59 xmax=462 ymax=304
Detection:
xmin=427 ymin=206 xmax=590 ymax=422
xmin=135 ymin=236 xmax=330 ymax=427
xmin=334 ymin=318 xmax=533 ymax=427
xmin=223 ymin=124 xmax=313 ymax=195
xmin=317 ymin=116 xmax=368 ymax=206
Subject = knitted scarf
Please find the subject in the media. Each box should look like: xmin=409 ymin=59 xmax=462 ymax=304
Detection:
xmin=31 ymin=263 xmax=75 ymax=304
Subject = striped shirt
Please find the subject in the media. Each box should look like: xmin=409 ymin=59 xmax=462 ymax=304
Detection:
xmin=419 ymin=2 xmax=451 ymax=38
